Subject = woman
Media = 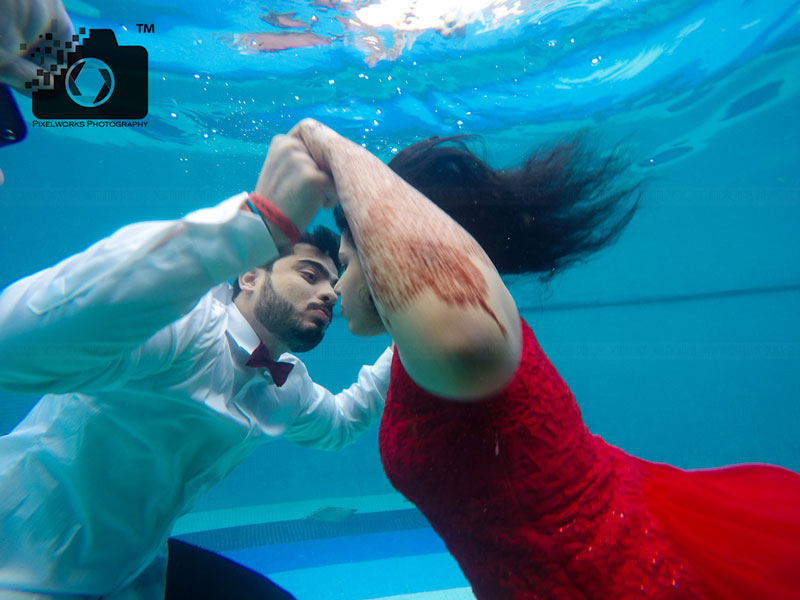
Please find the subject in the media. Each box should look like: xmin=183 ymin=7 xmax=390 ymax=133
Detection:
xmin=290 ymin=119 xmax=800 ymax=599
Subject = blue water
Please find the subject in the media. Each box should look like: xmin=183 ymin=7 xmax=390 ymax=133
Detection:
xmin=1 ymin=0 xmax=799 ymax=598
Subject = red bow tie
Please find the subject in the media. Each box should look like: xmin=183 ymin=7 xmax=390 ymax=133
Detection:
xmin=246 ymin=342 xmax=294 ymax=387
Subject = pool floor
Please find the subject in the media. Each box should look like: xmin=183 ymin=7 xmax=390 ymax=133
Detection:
xmin=174 ymin=494 xmax=476 ymax=600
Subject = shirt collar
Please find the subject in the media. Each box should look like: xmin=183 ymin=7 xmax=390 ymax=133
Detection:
xmin=225 ymin=293 xmax=263 ymax=357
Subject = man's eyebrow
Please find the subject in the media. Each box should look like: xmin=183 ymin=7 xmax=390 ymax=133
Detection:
xmin=295 ymin=259 xmax=339 ymax=285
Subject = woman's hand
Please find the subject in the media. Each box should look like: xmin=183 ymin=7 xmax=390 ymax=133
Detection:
xmin=0 ymin=0 xmax=74 ymax=94
xmin=287 ymin=118 xmax=337 ymax=173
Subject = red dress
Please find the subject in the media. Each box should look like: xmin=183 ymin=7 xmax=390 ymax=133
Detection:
xmin=380 ymin=318 xmax=800 ymax=599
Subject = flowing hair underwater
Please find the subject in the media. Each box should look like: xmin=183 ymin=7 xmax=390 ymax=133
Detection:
xmin=336 ymin=133 xmax=641 ymax=278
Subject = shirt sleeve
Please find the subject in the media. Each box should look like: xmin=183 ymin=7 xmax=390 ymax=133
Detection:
xmin=0 ymin=193 xmax=278 ymax=394
xmin=283 ymin=346 xmax=394 ymax=450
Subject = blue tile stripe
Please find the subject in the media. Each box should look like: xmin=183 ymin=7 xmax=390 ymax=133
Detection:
xmin=175 ymin=508 xmax=431 ymax=552
xmin=222 ymin=529 xmax=449 ymax=573
xmin=267 ymin=553 xmax=473 ymax=600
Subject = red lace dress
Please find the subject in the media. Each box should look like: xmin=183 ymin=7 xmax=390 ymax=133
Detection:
xmin=380 ymin=318 xmax=800 ymax=599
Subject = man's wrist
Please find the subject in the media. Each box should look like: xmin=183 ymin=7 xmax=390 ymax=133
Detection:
xmin=242 ymin=192 xmax=302 ymax=246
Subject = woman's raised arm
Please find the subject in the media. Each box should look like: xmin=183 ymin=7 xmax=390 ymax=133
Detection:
xmin=291 ymin=118 xmax=521 ymax=400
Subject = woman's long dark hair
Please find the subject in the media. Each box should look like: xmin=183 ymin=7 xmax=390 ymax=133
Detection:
xmin=336 ymin=133 xmax=640 ymax=278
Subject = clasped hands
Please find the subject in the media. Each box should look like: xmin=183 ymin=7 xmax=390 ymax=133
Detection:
xmin=253 ymin=119 xmax=341 ymax=244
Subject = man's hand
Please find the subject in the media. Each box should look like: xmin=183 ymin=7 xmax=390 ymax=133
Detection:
xmin=287 ymin=118 xmax=338 ymax=175
xmin=0 ymin=0 xmax=74 ymax=94
xmin=253 ymin=133 xmax=338 ymax=243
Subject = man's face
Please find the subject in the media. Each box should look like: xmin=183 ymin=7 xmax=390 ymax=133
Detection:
xmin=255 ymin=243 xmax=339 ymax=353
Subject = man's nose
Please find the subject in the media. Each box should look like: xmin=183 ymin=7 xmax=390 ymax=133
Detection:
xmin=319 ymin=284 xmax=337 ymax=306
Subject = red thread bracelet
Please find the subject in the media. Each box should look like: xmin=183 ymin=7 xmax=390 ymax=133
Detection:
xmin=247 ymin=192 xmax=302 ymax=246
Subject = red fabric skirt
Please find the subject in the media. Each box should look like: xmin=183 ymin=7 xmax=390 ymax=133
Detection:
xmin=641 ymin=461 xmax=800 ymax=599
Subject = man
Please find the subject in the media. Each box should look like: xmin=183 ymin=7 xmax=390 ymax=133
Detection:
xmin=0 ymin=131 xmax=392 ymax=599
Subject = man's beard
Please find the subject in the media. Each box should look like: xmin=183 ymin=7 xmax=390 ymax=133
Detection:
xmin=254 ymin=277 xmax=326 ymax=353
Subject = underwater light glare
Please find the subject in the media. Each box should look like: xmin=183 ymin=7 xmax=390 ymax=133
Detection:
xmin=354 ymin=0 xmax=524 ymax=32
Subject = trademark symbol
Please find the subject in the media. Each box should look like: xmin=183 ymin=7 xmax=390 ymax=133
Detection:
xmin=136 ymin=24 xmax=155 ymax=33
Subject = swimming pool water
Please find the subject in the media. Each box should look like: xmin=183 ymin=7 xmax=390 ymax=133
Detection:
xmin=1 ymin=0 xmax=798 ymax=597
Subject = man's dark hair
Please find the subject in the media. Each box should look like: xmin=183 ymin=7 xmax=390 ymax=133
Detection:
xmin=231 ymin=225 xmax=340 ymax=299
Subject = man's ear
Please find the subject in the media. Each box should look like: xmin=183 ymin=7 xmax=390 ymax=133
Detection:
xmin=238 ymin=269 xmax=262 ymax=294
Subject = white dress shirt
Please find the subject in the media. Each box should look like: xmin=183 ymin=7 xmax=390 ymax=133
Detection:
xmin=0 ymin=194 xmax=392 ymax=599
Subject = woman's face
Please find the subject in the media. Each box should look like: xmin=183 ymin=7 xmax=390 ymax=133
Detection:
xmin=334 ymin=235 xmax=386 ymax=337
